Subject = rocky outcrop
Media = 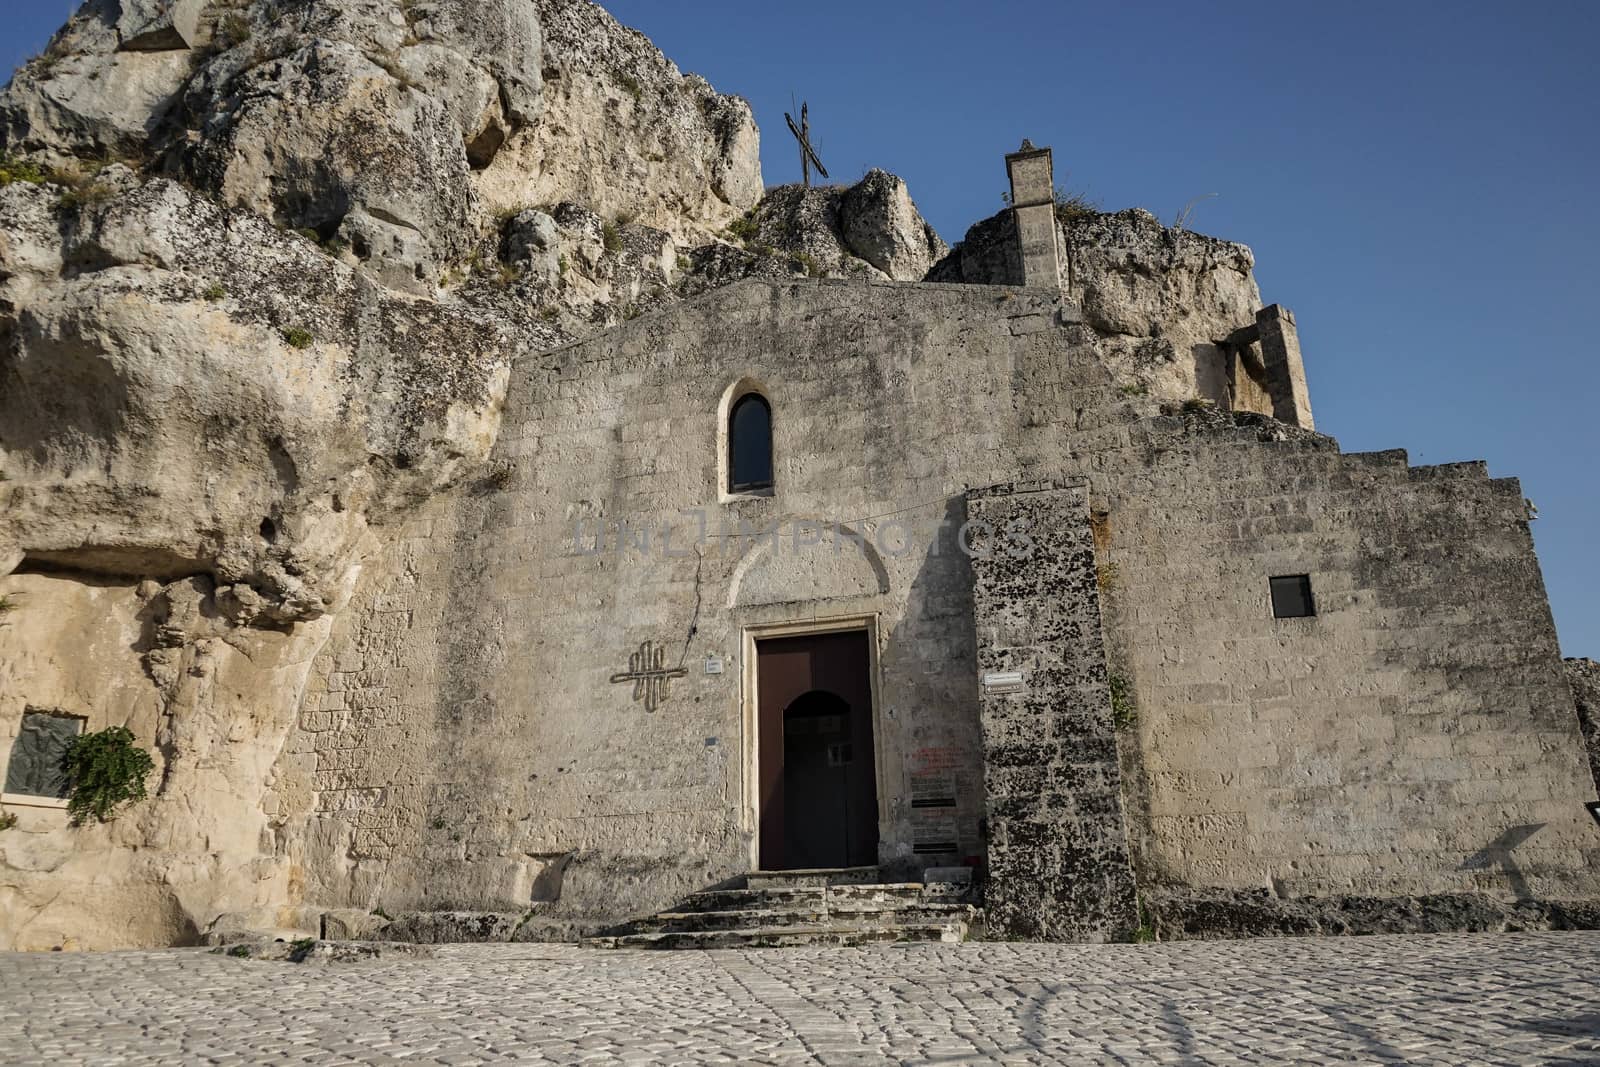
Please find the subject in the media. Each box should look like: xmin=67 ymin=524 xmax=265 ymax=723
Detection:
xmin=929 ymin=207 xmax=1262 ymax=404
xmin=0 ymin=172 xmax=517 ymax=620
xmin=1 ymin=0 xmax=760 ymax=292
xmin=719 ymin=170 xmax=947 ymax=282
xmin=1567 ymin=659 xmax=1600 ymax=795
xmin=479 ymin=0 xmax=760 ymax=239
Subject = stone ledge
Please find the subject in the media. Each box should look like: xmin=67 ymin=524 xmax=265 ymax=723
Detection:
xmin=1146 ymin=886 xmax=1600 ymax=940
xmin=0 ymin=792 xmax=69 ymax=811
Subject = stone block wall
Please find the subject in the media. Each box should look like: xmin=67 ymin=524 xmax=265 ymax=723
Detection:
xmin=271 ymin=278 xmax=1142 ymax=932
xmin=258 ymin=278 xmax=1599 ymax=940
xmin=967 ymin=480 xmax=1138 ymax=941
xmin=1087 ymin=414 xmax=1599 ymax=906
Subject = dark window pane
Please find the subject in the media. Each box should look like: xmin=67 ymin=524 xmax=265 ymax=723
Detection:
xmin=1270 ymin=574 xmax=1316 ymax=619
xmin=4 ymin=712 xmax=84 ymax=798
xmin=729 ymin=394 xmax=773 ymax=491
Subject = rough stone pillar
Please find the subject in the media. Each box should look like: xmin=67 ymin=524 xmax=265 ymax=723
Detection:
xmin=1566 ymin=659 xmax=1600 ymax=796
xmin=966 ymin=480 xmax=1138 ymax=942
xmin=1006 ymin=141 xmax=1061 ymax=291
xmin=1255 ymin=304 xmax=1315 ymax=430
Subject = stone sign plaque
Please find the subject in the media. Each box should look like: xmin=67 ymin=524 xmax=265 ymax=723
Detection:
xmin=3 ymin=711 xmax=83 ymax=799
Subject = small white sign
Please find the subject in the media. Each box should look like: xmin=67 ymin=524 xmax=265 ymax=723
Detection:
xmin=982 ymin=670 xmax=1026 ymax=693
xmin=704 ymin=655 xmax=725 ymax=676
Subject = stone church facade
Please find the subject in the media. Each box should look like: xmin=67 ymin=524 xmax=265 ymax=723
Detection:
xmin=256 ymin=149 xmax=1598 ymax=940
xmin=3 ymin=142 xmax=1597 ymax=947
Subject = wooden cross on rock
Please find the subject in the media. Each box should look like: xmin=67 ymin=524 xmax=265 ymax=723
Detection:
xmin=785 ymin=102 xmax=829 ymax=188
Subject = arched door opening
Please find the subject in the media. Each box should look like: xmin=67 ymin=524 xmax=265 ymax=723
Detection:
xmin=756 ymin=630 xmax=878 ymax=871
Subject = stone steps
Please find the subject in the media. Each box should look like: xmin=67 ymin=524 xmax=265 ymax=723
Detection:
xmin=745 ymin=866 xmax=883 ymax=889
xmin=587 ymin=867 xmax=980 ymax=950
xmin=588 ymin=922 xmax=968 ymax=951
xmin=627 ymin=903 xmax=977 ymax=935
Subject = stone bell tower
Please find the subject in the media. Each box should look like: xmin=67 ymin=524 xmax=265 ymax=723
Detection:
xmin=1006 ymin=140 xmax=1061 ymax=290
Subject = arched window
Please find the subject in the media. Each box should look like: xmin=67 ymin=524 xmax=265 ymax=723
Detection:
xmin=728 ymin=392 xmax=773 ymax=492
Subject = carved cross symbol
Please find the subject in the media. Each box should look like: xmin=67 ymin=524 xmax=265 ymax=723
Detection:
xmin=610 ymin=640 xmax=689 ymax=713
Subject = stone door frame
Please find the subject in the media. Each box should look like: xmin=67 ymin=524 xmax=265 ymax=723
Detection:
xmin=739 ymin=613 xmax=887 ymax=873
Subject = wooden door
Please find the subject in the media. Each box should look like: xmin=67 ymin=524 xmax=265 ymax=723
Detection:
xmin=756 ymin=631 xmax=878 ymax=871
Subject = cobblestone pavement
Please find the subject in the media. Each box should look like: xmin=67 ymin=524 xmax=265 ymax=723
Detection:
xmin=2 ymin=933 xmax=1598 ymax=1065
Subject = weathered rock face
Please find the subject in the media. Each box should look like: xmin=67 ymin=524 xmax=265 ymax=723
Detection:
xmin=2 ymin=0 xmax=760 ymax=291
xmin=839 ymin=170 xmax=949 ymax=279
xmin=929 ymin=208 xmax=1262 ymax=404
xmin=117 ymin=0 xmax=204 ymax=52
xmin=175 ymin=38 xmax=480 ymax=292
xmin=0 ymin=1 xmax=194 ymax=160
xmin=1568 ymin=659 xmax=1600 ymax=795
xmin=479 ymin=0 xmax=761 ymax=238
xmin=1 ymin=173 xmax=516 ymax=619
xmin=727 ymin=171 xmax=949 ymax=282
xmin=0 ymin=171 xmax=519 ymax=951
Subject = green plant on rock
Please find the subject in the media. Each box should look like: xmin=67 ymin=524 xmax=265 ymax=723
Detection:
xmin=227 ymin=944 xmax=252 ymax=958
xmin=202 ymin=283 xmax=227 ymax=302
xmin=1097 ymin=561 xmax=1121 ymax=593
xmin=62 ymin=726 xmax=154 ymax=826
xmin=1108 ymin=673 xmax=1137 ymax=732
xmin=56 ymin=183 xmax=114 ymax=212
xmin=282 ymin=327 xmax=314 ymax=349
xmin=1130 ymin=897 xmax=1157 ymax=943
xmin=1052 ymin=184 xmax=1100 ymax=223
xmin=0 ymin=811 xmax=17 ymax=832
xmin=1001 ymin=182 xmax=1100 ymax=223
xmin=790 ymin=251 xmax=822 ymax=278
xmin=601 ymin=220 xmax=623 ymax=254
xmin=220 ymin=12 xmax=251 ymax=46
xmin=0 ymin=153 xmax=48 ymax=187
xmin=725 ymin=212 xmax=759 ymax=245
xmin=616 ymin=72 xmax=642 ymax=102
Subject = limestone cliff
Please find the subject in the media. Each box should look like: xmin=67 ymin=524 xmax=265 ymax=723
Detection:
xmin=929 ymin=207 xmax=1264 ymax=407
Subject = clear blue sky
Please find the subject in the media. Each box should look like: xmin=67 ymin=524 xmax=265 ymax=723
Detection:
xmin=5 ymin=2 xmax=1598 ymax=655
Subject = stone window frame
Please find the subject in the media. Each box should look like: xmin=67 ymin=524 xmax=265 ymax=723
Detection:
xmin=718 ymin=376 xmax=777 ymax=501
xmin=1269 ymin=573 xmax=1317 ymax=620
xmin=2 ymin=708 xmax=87 ymax=812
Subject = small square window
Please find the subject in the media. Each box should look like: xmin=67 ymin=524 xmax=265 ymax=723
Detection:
xmin=4 ymin=711 xmax=84 ymax=799
xmin=1270 ymin=575 xmax=1316 ymax=619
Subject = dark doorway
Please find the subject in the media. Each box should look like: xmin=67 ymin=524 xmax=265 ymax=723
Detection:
xmin=756 ymin=630 xmax=878 ymax=871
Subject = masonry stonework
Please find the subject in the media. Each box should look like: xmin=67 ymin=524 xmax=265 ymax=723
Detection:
xmin=245 ymin=277 xmax=1600 ymax=942
xmin=967 ymin=481 xmax=1138 ymax=941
